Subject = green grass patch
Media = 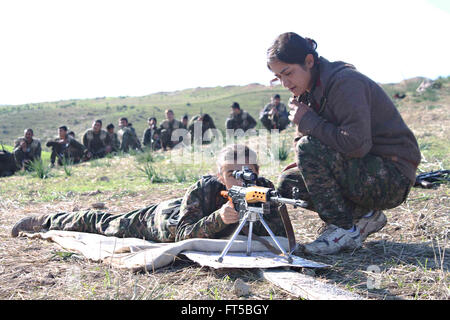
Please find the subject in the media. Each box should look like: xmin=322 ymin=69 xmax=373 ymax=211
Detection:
xmin=417 ymin=135 xmax=450 ymax=168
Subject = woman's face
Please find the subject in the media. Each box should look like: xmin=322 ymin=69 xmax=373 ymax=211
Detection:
xmin=268 ymin=58 xmax=313 ymax=97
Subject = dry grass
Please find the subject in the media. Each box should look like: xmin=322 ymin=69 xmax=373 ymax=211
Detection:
xmin=1 ymin=176 xmax=448 ymax=300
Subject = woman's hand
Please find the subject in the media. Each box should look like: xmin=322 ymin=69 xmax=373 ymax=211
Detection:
xmin=219 ymin=202 xmax=239 ymax=224
xmin=288 ymin=97 xmax=310 ymax=126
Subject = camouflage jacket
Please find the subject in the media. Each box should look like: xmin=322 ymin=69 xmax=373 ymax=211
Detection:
xmin=47 ymin=136 xmax=86 ymax=158
xmin=108 ymin=132 xmax=121 ymax=152
xmin=82 ymin=129 xmax=110 ymax=154
xmin=13 ymin=138 xmax=42 ymax=160
xmin=226 ymin=110 xmax=257 ymax=131
xmin=118 ymin=126 xmax=141 ymax=152
xmin=160 ymin=119 xmax=182 ymax=133
xmin=188 ymin=114 xmax=216 ymax=134
xmin=259 ymin=102 xmax=289 ymax=120
xmin=156 ymin=175 xmax=287 ymax=242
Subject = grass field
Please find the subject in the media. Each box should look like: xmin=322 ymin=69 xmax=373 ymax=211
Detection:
xmin=0 ymin=77 xmax=448 ymax=300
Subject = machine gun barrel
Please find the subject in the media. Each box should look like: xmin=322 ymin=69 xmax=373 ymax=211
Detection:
xmin=268 ymin=192 xmax=309 ymax=208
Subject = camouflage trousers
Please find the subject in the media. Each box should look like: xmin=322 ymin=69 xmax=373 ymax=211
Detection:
xmin=277 ymin=136 xmax=412 ymax=229
xmin=43 ymin=198 xmax=182 ymax=242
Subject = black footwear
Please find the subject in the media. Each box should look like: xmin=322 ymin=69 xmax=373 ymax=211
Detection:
xmin=11 ymin=215 xmax=49 ymax=237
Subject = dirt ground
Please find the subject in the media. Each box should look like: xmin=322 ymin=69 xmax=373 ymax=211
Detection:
xmin=1 ymin=182 xmax=448 ymax=300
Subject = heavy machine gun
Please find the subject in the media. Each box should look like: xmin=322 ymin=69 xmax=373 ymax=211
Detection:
xmin=217 ymin=167 xmax=308 ymax=263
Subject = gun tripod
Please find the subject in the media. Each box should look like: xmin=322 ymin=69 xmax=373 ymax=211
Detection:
xmin=217 ymin=204 xmax=293 ymax=263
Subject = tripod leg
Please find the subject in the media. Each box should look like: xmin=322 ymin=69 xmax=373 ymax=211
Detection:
xmin=247 ymin=221 xmax=253 ymax=256
xmin=258 ymin=212 xmax=293 ymax=263
xmin=217 ymin=213 xmax=249 ymax=262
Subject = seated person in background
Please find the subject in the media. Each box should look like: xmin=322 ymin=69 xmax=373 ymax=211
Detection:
xmin=13 ymin=128 xmax=42 ymax=170
xmin=225 ymin=102 xmax=257 ymax=132
xmin=160 ymin=109 xmax=182 ymax=151
xmin=0 ymin=146 xmax=19 ymax=177
xmin=180 ymin=114 xmax=189 ymax=130
xmin=260 ymin=94 xmax=290 ymax=131
xmin=142 ymin=117 xmax=161 ymax=151
xmin=106 ymin=123 xmax=120 ymax=153
xmin=47 ymin=126 xmax=86 ymax=166
xmin=188 ymin=113 xmax=217 ymax=145
xmin=11 ymin=145 xmax=287 ymax=243
xmin=117 ymin=117 xmax=141 ymax=153
xmin=82 ymin=120 xmax=112 ymax=160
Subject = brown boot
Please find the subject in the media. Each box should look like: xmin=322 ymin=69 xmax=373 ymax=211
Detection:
xmin=11 ymin=215 xmax=49 ymax=237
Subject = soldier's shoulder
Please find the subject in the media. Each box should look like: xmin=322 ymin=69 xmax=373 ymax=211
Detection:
xmin=188 ymin=175 xmax=223 ymax=192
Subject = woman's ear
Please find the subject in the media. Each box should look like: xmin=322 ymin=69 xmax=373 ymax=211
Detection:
xmin=305 ymin=53 xmax=315 ymax=69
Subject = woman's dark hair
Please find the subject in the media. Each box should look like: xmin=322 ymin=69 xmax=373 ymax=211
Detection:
xmin=106 ymin=123 xmax=114 ymax=130
xmin=267 ymin=32 xmax=318 ymax=69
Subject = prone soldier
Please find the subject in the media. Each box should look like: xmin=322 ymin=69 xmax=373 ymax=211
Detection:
xmin=11 ymin=145 xmax=287 ymax=244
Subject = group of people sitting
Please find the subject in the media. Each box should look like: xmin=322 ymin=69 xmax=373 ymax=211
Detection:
xmin=0 ymin=94 xmax=289 ymax=176
xmin=1 ymin=117 xmax=141 ymax=174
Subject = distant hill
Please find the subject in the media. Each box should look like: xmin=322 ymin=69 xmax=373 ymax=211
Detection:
xmin=0 ymin=76 xmax=447 ymax=148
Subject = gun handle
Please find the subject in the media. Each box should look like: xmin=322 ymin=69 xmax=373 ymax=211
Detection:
xmin=220 ymin=191 xmax=234 ymax=208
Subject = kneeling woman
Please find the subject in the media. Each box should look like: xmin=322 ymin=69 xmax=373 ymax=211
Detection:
xmin=11 ymin=145 xmax=286 ymax=242
xmin=268 ymin=32 xmax=421 ymax=255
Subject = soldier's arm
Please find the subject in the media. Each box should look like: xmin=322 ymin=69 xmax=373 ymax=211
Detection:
xmin=104 ymin=132 xmax=112 ymax=146
xmin=68 ymin=137 xmax=87 ymax=152
xmin=13 ymin=139 xmax=23 ymax=151
xmin=175 ymin=179 xmax=229 ymax=241
xmin=279 ymin=103 xmax=289 ymax=118
xmin=142 ymin=129 xmax=150 ymax=146
xmin=35 ymin=141 xmax=42 ymax=159
xmin=259 ymin=104 xmax=272 ymax=119
xmin=247 ymin=113 xmax=257 ymax=129
xmin=82 ymin=132 xmax=88 ymax=148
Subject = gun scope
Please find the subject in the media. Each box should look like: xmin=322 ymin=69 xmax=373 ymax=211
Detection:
xmin=232 ymin=166 xmax=257 ymax=184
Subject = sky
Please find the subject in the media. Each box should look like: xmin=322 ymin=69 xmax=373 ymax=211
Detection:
xmin=0 ymin=0 xmax=449 ymax=105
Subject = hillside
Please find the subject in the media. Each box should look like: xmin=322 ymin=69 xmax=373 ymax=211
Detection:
xmin=1 ymin=76 xmax=447 ymax=150
xmin=0 ymin=84 xmax=288 ymax=146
